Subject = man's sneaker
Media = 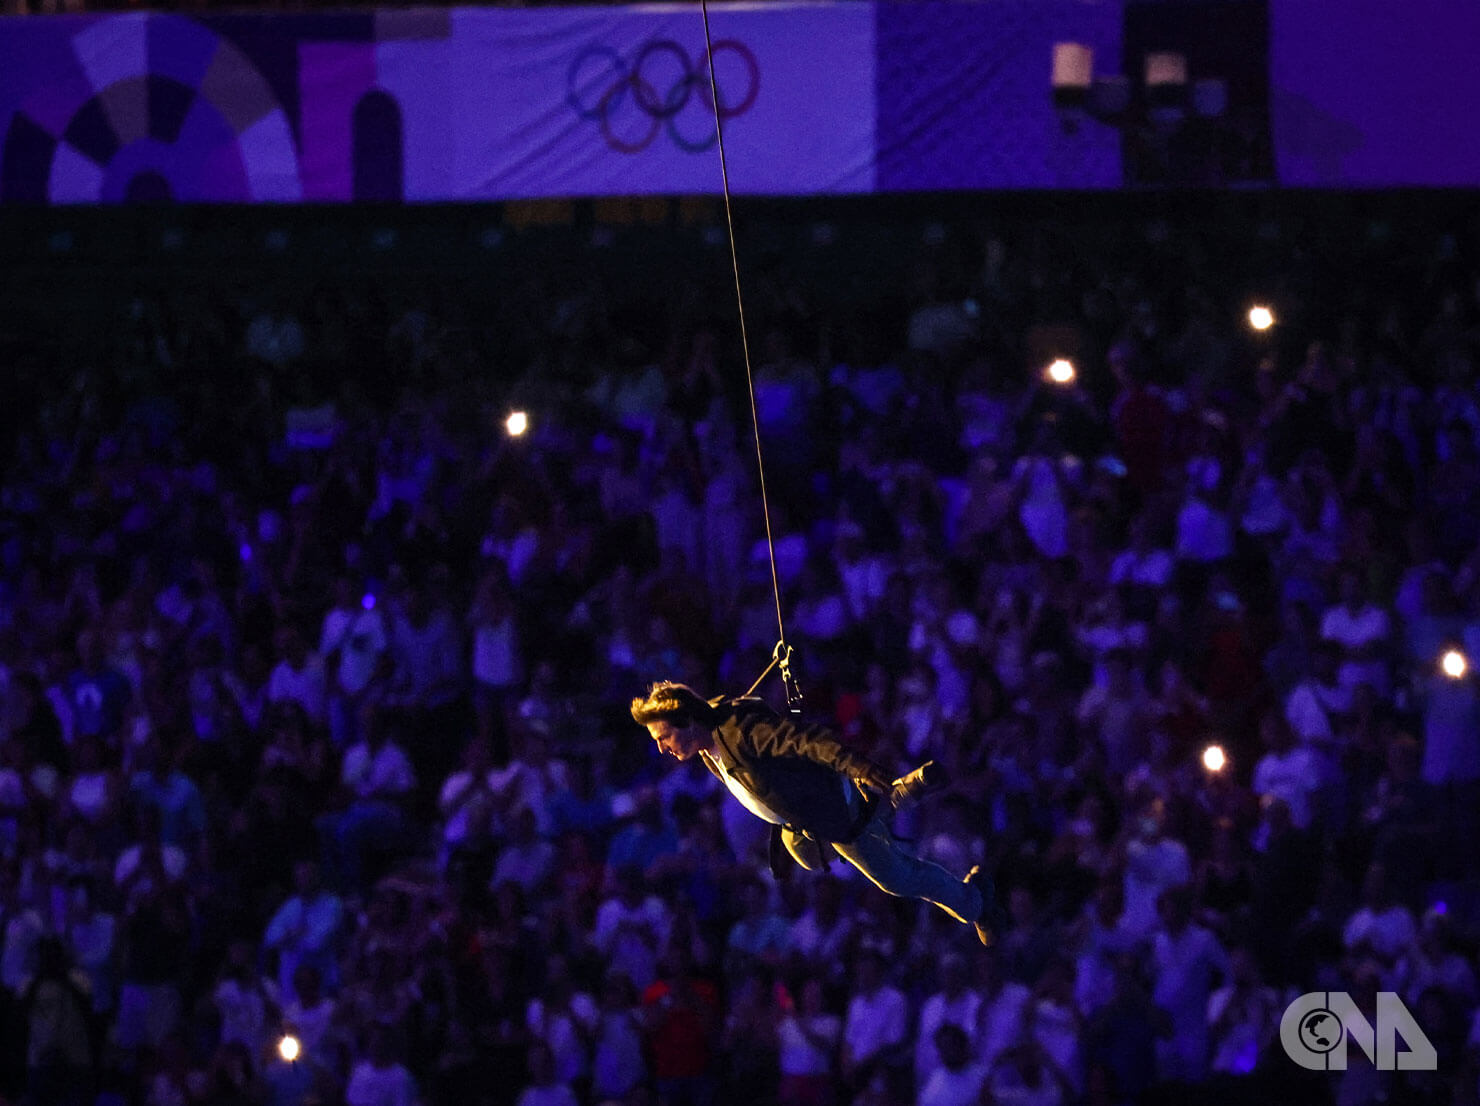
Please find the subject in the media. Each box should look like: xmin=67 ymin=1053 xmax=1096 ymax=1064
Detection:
xmin=965 ymin=865 xmax=1006 ymax=947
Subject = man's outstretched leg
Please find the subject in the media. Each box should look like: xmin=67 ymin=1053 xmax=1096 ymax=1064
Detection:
xmin=831 ymin=816 xmax=1003 ymax=943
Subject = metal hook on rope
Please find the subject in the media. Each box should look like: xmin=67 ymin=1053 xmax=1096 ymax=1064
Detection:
xmin=740 ymin=640 xmax=804 ymax=713
xmin=774 ymin=640 xmax=804 ymax=713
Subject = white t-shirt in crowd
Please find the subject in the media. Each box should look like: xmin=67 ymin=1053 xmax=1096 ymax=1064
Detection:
xmin=493 ymin=840 xmax=557 ymax=893
xmin=268 ymin=657 xmax=327 ymax=723
xmin=321 ymin=607 xmax=388 ymax=696
xmin=778 ymin=1013 xmax=841 ymax=1076
xmin=1252 ymin=746 xmax=1322 ymax=828
xmin=213 ymin=978 xmax=269 ymax=1050
xmin=1422 ymin=676 xmax=1480 ymax=785
xmin=1175 ymin=497 xmax=1233 ymax=562
xmin=843 ymin=985 xmax=908 ymax=1067
xmin=1031 ymin=998 xmax=1082 ymax=1092
xmin=1155 ymin=920 xmax=1226 ymax=1082
xmin=1108 ymin=548 xmax=1174 ymax=589
xmin=345 ymin=1059 xmax=417 ymax=1106
xmin=984 ymin=1065 xmax=1063 ymax=1106
xmin=840 ymin=554 xmax=891 ymax=621
xmin=1207 ymin=984 xmax=1281 ymax=1075
xmin=1321 ymin=604 xmax=1390 ymax=651
xmin=438 ymin=770 xmax=498 ymax=845
xmin=515 ymin=1084 xmax=578 ymax=1106
xmin=977 ymin=983 xmax=1032 ymax=1070
xmin=915 ymin=990 xmax=982 ymax=1083
xmin=921 ymin=1063 xmax=989 ymax=1106
xmin=1 ymin=906 xmax=44 ymax=992
xmin=113 ymin=843 xmax=188 ymax=889
xmin=1122 ymin=837 xmax=1191 ymax=937
xmin=472 ymin=615 xmax=521 ymax=689
xmin=1015 ymin=457 xmax=1069 ymax=559
xmin=1343 ymin=905 xmax=1417 ymax=962
xmin=341 ymin=742 xmax=415 ymax=799
xmin=283 ymin=996 xmax=336 ymax=1055
xmin=593 ymin=1009 xmax=645 ymax=1098
xmin=527 ymin=994 xmax=599 ymax=1082
xmin=1285 ymin=680 xmax=1351 ymax=743
xmin=591 ymin=896 xmax=670 ymax=992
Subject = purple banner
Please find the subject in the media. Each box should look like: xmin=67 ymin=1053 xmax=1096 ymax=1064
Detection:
xmin=1271 ymin=0 xmax=1480 ymax=187
xmin=875 ymin=0 xmax=1123 ymax=192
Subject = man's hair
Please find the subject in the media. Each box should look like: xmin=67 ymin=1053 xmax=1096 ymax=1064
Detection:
xmin=630 ymin=681 xmax=717 ymax=728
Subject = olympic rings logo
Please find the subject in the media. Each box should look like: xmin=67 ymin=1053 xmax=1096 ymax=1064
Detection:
xmin=567 ymin=39 xmax=760 ymax=154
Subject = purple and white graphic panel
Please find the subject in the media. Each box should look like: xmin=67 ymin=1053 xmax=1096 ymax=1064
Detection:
xmin=446 ymin=3 xmax=875 ymax=199
xmin=1271 ymin=0 xmax=1480 ymax=187
xmin=875 ymin=0 xmax=1123 ymax=192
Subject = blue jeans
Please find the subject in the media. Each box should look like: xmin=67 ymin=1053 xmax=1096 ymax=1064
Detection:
xmin=820 ymin=814 xmax=981 ymax=924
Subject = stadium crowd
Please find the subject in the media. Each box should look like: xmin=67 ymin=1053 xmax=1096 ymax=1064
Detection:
xmin=2 ymin=204 xmax=1480 ymax=1106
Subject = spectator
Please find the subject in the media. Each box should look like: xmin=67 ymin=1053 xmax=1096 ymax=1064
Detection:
xmin=263 ymin=860 xmax=344 ymax=1006
xmin=438 ymin=736 xmax=500 ymax=868
xmin=1206 ymin=946 xmax=1282 ymax=1076
xmin=527 ymin=954 xmax=598 ymax=1092
xmin=1086 ymin=955 xmax=1161 ymax=1106
xmin=1150 ymin=885 xmax=1227 ymax=1083
xmin=469 ymin=564 xmax=525 ymax=755
xmin=63 ymin=735 xmax=122 ymax=829
xmin=776 ymin=974 xmax=840 ymax=1106
xmin=65 ymin=628 xmax=131 ymax=743
xmin=282 ymin=963 xmax=338 ymax=1060
xmin=345 ymin=1024 xmax=418 ymax=1106
xmin=914 ymin=950 xmax=981 ymax=1089
xmin=984 ymin=1038 xmax=1071 ymax=1106
xmin=840 ymin=950 xmax=907 ymax=1092
xmin=59 ymin=875 xmax=114 ymax=1016
xmin=386 ymin=583 xmax=463 ymax=741
xmin=783 ymin=877 xmax=853 ymax=989
xmin=1397 ymin=908 xmax=1477 ymax=1009
xmin=1 ymin=861 xmax=45 ymax=996
xmin=18 ymin=938 xmax=95 ymax=1106
xmin=641 ymin=950 xmax=721 ymax=1106
xmin=128 ymin=736 xmax=206 ymax=850
xmin=115 ymin=885 xmax=190 ymax=1052
xmin=1251 ymin=712 xmax=1321 ymax=830
xmin=320 ymin=577 xmax=389 ymax=749
xmin=268 ymin=624 xmax=328 ymax=727
xmin=1119 ymin=798 xmax=1191 ymax=939
xmin=1342 ymin=863 xmax=1417 ymax=972
xmin=328 ymin=711 xmax=415 ymax=890
xmin=605 ymin=786 xmax=679 ymax=881
xmin=113 ymin=805 xmax=188 ymax=903
xmin=1321 ymin=567 xmax=1392 ymax=695
xmin=592 ymin=972 xmax=647 ymax=1103
xmin=920 ymin=1023 xmax=988 ymax=1106
xmin=492 ymin=805 xmax=557 ymax=895
xmin=721 ymin=969 xmax=779 ymax=1106
xmin=516 ymin=1041 xmax=578 ymax=1106
xmin=592 ymin=866 xmax=671 ymax=992
xmin=724 ymin=878 xmax=789 ymax=982
xmin=213 ymin=939 xmax=272 ymax=1053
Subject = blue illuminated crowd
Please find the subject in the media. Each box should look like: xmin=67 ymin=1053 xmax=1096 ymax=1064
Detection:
xmin=2 ymin=205 xmax=1480 ymax=1106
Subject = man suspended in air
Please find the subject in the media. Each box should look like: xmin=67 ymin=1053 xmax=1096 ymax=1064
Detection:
xmin=630 ymin=681 xmax=1004 ymax=945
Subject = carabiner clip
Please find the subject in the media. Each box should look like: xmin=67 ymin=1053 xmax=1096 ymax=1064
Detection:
xmin=774 ymin=640 xmax=803 ymax=713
